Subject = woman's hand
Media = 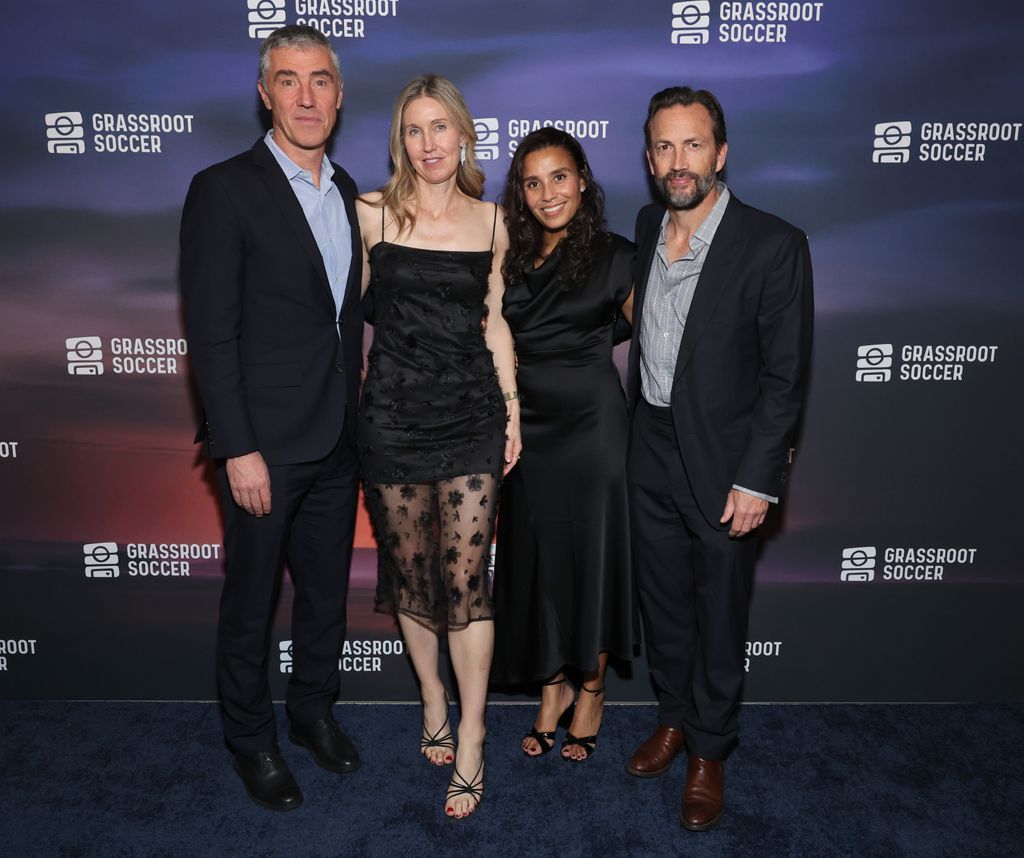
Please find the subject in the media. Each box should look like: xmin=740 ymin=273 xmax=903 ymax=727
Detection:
xmin=503 ymin=400 xmax=522 ymax=475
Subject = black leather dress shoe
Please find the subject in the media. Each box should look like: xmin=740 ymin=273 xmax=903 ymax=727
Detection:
xmin=233 ymin=749 xmax=303 ymax=812
xmin=289 ymin=717 xmax=361 ymax=774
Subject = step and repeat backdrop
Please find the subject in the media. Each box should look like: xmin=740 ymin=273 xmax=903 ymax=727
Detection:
xmin=1 ymin=1 xmax=1022 ymax=703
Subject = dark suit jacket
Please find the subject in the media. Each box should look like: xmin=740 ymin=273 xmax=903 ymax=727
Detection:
xmin=627 ymin=193 xmax=814 ymax=526
xmin=180 ymin=138 xmax=363 ymax=465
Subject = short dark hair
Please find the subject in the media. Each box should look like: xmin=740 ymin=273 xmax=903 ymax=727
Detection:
xmin=644 ymin=86 xmax=727 ymax=150
xmin=259 ymin=25 xmax=341 ymax=87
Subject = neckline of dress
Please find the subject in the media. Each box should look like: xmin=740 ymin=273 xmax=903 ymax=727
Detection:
xmin=372 ymin=240 xmax=492 ymax=256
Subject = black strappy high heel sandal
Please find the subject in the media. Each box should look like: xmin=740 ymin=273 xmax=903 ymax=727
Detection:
xmin=421 ymin=691 xmax=455 ymax=766
xmin=561 ymin=684 xmax=604 ymax=762
xmin=445 ymin=755 xmax=484 ymax=819
xmin=523 ymin=675 xmax=575 ymax=757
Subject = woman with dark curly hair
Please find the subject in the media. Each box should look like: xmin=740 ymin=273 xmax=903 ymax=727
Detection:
xmin=491 ymin=128 xmax=635 ymax=762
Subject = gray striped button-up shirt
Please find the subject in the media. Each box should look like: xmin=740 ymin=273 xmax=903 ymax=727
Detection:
xmin=639 ymin=183 xmax=730 ymax=407
xmin=638 ymin=184 xmax=776 ymax=503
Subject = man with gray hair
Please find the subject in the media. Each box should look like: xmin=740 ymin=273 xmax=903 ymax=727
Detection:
xmin=181 ymin=25 xmax=363 ymax=811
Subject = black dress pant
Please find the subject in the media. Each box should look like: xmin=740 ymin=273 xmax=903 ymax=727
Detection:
xmin=628 ymin=401 xmax=757 ymax=761
xmin=215 ymin=428 xmax=360 ymax=755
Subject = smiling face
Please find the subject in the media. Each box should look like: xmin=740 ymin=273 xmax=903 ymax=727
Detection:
xmin=401 ymin=96 xmax=466 ymax=185
xmin=646 ymin=103 xmax=727 ymax=211
xmin=257 ymin=45 xmax=342 ymax=165
xmin=521 ymin=145 xmax=585 ymax=249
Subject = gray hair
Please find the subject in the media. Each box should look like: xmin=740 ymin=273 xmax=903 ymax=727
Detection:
xmin=258 ymin=25 xmax=341 ymax=87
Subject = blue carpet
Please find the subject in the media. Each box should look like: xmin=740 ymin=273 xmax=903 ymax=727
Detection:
xmin=0 ymin=702 xmax=1021 ymax=857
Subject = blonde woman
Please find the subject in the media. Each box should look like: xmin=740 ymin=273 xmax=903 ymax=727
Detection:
xmin=356 ymin=74 xmax=520 ymax=819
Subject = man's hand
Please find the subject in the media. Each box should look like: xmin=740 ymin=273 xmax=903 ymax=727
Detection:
xmin=226 ymin=451 xmax=272 ymax=516
xmin=720 ymin=488 xmax=768 ymax=538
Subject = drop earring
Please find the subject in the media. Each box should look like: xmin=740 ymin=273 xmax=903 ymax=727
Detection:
xmin=460 ymin=144 xmax=467 ymax=166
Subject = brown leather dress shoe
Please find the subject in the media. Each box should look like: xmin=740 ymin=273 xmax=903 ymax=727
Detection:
xmin=625 ymin=725 xmax=685 ymax=777
xmin=680 ymin=756 xmax=725 ymax=831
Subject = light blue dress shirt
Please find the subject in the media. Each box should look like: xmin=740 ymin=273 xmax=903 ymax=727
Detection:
xmin=264 ymin=130 xmax=352 ymax=320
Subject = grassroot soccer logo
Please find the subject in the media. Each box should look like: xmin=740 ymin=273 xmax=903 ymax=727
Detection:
xmin=45 ymin=111 xmax=195 ymax=155
xmin=82 ymin=542 xmax=221 ymax=579
xmin=280 ymin=640 xmax=294 ymax=673
xmin=84 ymin=542 xmax=120 ymax=578
xmin=483 ymin=118 xmax=611 ymax=158
xmin=671 ymin=1 xmax=711 ymax=43
xmin=66 ymin=336 xmax=104 ymax=375
xmin=872 ymin=120 xmax=1023 ymax=164
xmin=744 ymin=639 xmax=782 ymax=673
xmin=64 ymin=336 xmax=189 ymax=376
xmin=841 ymin=546 xmax=876 ymax=582
xmin=246 ymin=0 xmax=401 ymax=39
xmin=671 ymin=1 xmax=825 ymax=45
xmin=0 ymin=638 xmax=38 ymax=673
xmin=279 ymin=638 xmax=405 ymax=673
xmin=854 ymin=343 xmax=999 ymax=383
xmin=0 ymin=441 xmax=18 ymax=459
xmin=474 ymin=118 xmax=500 ymax=160
xmin=248 ymin=0 xmax=287 ymax=37
xmin=841 ymin=545 xmax=977 ymax=583
xmin=873 ymin=121 xmax=912 ymax=164
xmin=855 ymin=343 xmax=893 ymax=382
xmin=45 ymin=112 xmax=85 ymax=154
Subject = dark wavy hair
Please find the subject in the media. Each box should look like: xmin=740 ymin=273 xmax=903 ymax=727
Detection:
xmin=501 ymin=128 xmax=607 ymax=289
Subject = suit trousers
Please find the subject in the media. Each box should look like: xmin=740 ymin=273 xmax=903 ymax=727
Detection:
xmin=215 ymin=425 xmax=360 ymax=755
xmin=628 ymin=400 xmax=757 ymax=761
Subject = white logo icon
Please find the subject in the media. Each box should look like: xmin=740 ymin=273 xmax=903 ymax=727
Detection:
xmin=671 ymin=1 xmax=711 ymax=44
xmin=279 ymin=640 xmax=293 ymax=673
xmin=45 ymin=112 xmax=85 ymax=155
xmin=856 ymin=344 xmax=893 ymax=382
xmin=248 ymin=0 xmax=287 ymax=39
xmin=873 ymin=121 xmax=912 ymax=164
xmin=473 ymin=118 xmax=500 ymax=161
xmin=841 ymin=546 xmax=876 ymax=582
xmin=66 ymin=336 xmax=104 ymax=375
xmin=84 ymin=542 xmax=120 ymax=578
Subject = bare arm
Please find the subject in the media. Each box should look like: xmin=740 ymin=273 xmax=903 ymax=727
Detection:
xmin=482 ymin=208 xmax=521 ymax=475
xmin=355 ymin=194 xmax=381 ymax=299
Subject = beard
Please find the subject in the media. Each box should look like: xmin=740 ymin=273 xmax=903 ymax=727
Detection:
xmin=656 ymin=166 xmax=717 ymax=211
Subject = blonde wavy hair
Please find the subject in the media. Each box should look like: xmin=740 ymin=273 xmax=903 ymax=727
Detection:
xmin=373 ymin=74 xmax=485 ymax=236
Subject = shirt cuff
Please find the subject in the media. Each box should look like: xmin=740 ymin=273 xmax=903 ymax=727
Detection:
xmin=732 ymin=484 xmax=778 ymax=504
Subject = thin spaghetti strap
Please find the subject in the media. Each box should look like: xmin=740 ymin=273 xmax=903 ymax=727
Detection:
xmin=381 ymin=204 xmax=386 ymax=244
xmin=489 ymin=202 xmax=498 ymax=251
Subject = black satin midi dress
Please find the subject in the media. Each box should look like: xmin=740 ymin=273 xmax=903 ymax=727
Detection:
xmin=491 ymin=233 xmax=636 ymax=684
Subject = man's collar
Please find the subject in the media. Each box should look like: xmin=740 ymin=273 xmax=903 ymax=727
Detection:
xmin=264 ymin=129 xmax=334 ymax=184
xmin=660 ymin=182 xmax=731 ymax=248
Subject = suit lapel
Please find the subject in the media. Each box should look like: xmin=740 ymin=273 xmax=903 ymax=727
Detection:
xmin=633 ymin=214 xmax=660 ymax=343
xmin=332 ymin=165 xmax=361 ymax=318
xmin=672 ymin=196 xmax=744 ymax=385
xmin=628 ymin=206 xmax=663 ymax=388
xmin=252 ymin=139 xmax=335 ymax=312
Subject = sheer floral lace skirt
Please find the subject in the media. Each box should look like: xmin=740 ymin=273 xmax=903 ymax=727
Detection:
xmin=366 ymin=473 xmax=499 ymax=630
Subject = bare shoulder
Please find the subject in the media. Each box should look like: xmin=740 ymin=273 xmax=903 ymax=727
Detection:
xmin=356 ymin=190 xmax=384 ymax=212
xmin=466 ymin=196 xmax=502 ymax=225
xmin=356 ymin=191 xmax=384 ymax=228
